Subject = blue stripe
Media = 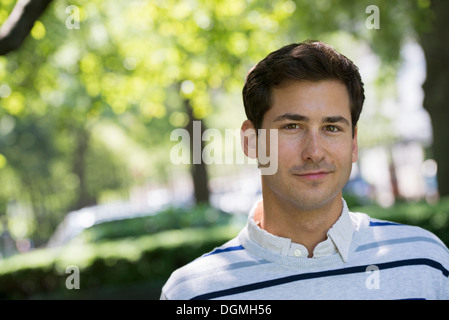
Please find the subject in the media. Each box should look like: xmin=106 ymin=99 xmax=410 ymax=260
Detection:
xmin=356 ymin=236 xmax=449 ymax=253
xmin=191 ymin=258 xmax=449 ymax=300
xmin=369 ymin=221 xmax=401 ymax=227
xmin=202 ymin=245 xmax=245 ymax=258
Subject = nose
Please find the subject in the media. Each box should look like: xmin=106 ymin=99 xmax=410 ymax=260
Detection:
xmin=301 ymin=131 xmax=325 ymax=163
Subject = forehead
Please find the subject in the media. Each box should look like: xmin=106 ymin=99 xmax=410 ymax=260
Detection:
xmin=267 ymin=80 xmax=351 ymax=122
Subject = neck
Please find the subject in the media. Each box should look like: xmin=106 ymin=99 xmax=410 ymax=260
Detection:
xmin=257 ymin=188 xmax=343 ymax=257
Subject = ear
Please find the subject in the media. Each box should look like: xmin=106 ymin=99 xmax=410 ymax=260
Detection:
xmin=352 ymin=126 xmax=359 ymax=163
xmin=240 ymin=120 xmax=258 ymax=159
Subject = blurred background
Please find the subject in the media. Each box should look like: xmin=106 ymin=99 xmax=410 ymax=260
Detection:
xmin=0 ymin=0 xmax=448 ymax=299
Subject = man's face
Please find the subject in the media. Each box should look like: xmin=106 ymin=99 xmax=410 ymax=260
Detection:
xmin=259 ymin=80 xmax=358 ymax=211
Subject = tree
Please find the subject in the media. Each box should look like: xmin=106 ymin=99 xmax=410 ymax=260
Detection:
xmin=418 ymin=0 xmax=449 ymax=197
xmin=0 ymin=0 xmax=448 ymax=246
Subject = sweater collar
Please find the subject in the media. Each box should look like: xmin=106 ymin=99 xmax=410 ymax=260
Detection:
xmin=245 ymin=198 xmax=355 ymax=262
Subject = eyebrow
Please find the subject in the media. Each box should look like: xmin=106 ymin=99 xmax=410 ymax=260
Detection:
xmin=273 ymin=113 xmax=350 ymax=127
xmin=323 ymin=116 xmax=350 ymax=127
xmin=272 ymin=113 xmax=308 ymax=122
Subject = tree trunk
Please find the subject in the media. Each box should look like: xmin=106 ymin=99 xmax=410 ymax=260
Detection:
xmin=72 ymin=127 xmax=96 ymax=209
xmin=183 ymin=98 xmax=210 ymax=204
xmin=418 ymin=0 xmax=449 ymax=197
xmin=0 ymin=0 xmax=53 ymax=55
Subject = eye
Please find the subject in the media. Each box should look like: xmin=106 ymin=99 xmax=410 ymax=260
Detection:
xmin=283 ymin=123 xmax=300 ymax=130
xmin=324 ymin=125 xmax=341 ymax=133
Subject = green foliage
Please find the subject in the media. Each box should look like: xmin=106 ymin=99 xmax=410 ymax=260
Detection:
xmin=0 ymin=0 xmax=443 ymax=300
xmin=0 ymin=0 xmax=436 ymax=248
xmin=0 ymin=225 xmax=240 ymax=299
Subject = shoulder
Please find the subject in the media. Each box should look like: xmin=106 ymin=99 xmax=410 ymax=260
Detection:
xmin=350 ymin=211 xmax=449 ymax=298
xmin=160 ymin=235 xmax=259 ymax=300
xmin=350 ymin=211 xmax=449 ymax=265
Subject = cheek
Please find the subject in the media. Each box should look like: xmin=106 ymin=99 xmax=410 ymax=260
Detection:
xmin=340 ymin=143 xmax=357 ymax=174
xmin=276 ymin=139 xmax=299 ymax=163
xmin=320 ymin=142 xmax=355 ymax=173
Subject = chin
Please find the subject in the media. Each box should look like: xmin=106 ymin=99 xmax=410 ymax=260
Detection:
xmin=289 ymin=189 xmax=341 ymax=211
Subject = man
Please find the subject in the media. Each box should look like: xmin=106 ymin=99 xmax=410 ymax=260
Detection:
xmin=161 ymin=40 xmax=449 ymax=300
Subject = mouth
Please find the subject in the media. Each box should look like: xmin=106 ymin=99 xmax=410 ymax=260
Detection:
xmin=293 ymin=171 xmax=330 ymax=181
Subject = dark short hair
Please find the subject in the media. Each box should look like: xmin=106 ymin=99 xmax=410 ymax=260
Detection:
xmin=242 ymin=40 xmax=365 ymax=136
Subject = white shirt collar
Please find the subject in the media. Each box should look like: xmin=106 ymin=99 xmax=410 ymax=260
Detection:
xmin=245 ymin=198 xmax=355 ymax=262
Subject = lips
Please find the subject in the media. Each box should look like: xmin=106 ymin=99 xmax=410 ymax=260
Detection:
xmin=294 ymin=171 xmax=329 ymax=180
xmin=289 ymin=163 xmax=336 ymax=181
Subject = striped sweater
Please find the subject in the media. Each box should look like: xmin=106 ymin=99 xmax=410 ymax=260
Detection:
xmin=161 ymin=199 xmax=449 ymax=300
